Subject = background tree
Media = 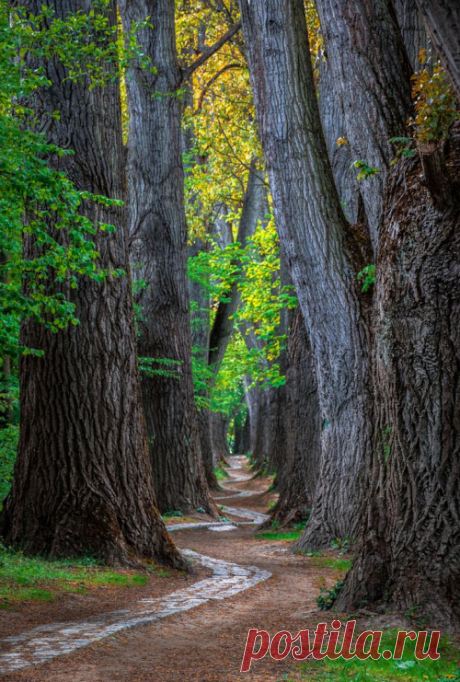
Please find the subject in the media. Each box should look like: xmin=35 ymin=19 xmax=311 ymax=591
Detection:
xmin=119 ymin=0 xmax=217 ymax=516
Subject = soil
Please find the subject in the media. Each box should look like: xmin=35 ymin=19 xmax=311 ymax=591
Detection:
xmin=0 ymin=457 xmax=361 ymax=682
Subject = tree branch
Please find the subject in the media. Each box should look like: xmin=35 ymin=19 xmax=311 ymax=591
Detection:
xmin=193 ymin=63 xmax=244 ymax=115
xmin=180 ymin=21 xmax=242 ymax=84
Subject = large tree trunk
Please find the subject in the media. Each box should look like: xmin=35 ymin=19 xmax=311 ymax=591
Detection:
xmin=262 ymin=308 xmax=321 ymax=529
xmin=0 ymin=0 xmax=184 ymax=568
xmin=239 ymin=0 xmax=374 ymax=548
xmin=318 ymin=56 xmax=361 ymax=224
xmin=315 ymin=0 xmax=413 ymax=248
xmin=119 ymin=0 xmax=215 ymax=516
xmin=415 ymin=0 xmax=460 ymax=99
xmin=393 ymin=0 xmax=432 ymax=70
xmin=337 ymin=125 xmax=460 ymax=629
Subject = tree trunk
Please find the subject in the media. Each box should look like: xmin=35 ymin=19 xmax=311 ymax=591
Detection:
xmin=315 ymin=0 xmax=413 ymax=248
xmin=188 ymin=237 xmax=220 ymax=491
xmin=211 ymin=412 xmax=230 ymax=465
xmin=318 ymin=55 xmax=361 ymax=224
xmin=240 ymin=411 xmax=251 ymax=454
xmin=0 ymin=0 xmax=184 ymax=569
xmin=337 ymin=125 xmax=460 ymax=629
xmin=415 ymin=0 xmax=460 ymax=99
xmin=243 ymin=375 xmax=259 ymax=457
xmin=119 ymin=0 xmax=215 ymax=516
xmin=233 ymin=412 xmax=245 ymax=454
xmin=264 ymin=308 xmax=321 ymax=530
xmin=393 ymin=0 xmax=432 ymax=70
xmin=239 ymin=0 xmax=374 ymax=548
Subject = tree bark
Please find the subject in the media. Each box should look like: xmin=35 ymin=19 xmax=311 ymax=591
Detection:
xmin=393 ymin=0 xmax=432 ymax=70
xmin=240 ymin=411 xmax=251 ymax=454
xmin=211 ymin=412 xmax=231 ymax=465
xmin=315 ymin=0 xmax=413 ymax=248
xmin=239 ymin=0 xmax=374 ymax=548
xmin=119 ymin=0 xmax=215 ymax=516
xmin=415 ymin=0 xmax=460 ymax=99
xmin=337 ymin=124 xmax=460 ymax=629
xmin=264 ymin=308 xmax=321 ymax=530
xmin=318 ymin=55 xmax=361 ymax=224
xmin=0 ymin=0 xmax=184 ymax=568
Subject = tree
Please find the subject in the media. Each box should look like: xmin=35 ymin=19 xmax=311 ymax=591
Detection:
xmin=315 ymin=0 xmax=460 ymax=626
xmin=239 ymin=0 xmax=374 ymax=548
xmin=119 ymin=0 xmax=217 ymax=516
xmin=0 ymin=0 xmax=184 ymax=568
xmin=337 ymin=122 xmax=460 ymax=628
xmin=314 ymin=0 xmax=413 ymax=248
xmin=261 ymin=307 xmax=321 ymax=529
xmin=415 ymin=0 xmax=460 ymax=98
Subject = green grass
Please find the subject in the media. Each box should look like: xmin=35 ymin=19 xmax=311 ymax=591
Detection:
xmin=162 ymin=510 xmax=184 ymax=519
xmin=0 ymin=546 xmax=164 ymax=606
xmin=255 ymin=530 xmax=302 ymax=541
xmin=308 ymin=556 xmax=353 ymax=571
xmin=280 ymin=631 xmax=460 ymax=682
xmin=215 ymin=466 xmax=230 ymax=481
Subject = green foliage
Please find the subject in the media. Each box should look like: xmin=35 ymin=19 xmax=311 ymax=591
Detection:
xmin=138 ymin=356 xmax=183 ymax=380
xmin=331 ymin=536 xmax=352 ymax=552
xmin=188 ymin=214 xmax=297 ymax=424
xmin=316 ymin=579 xmax=344 ymax=610
xmin=389 ymin=137 xmax=417 ymax=164
xmin=0 ymin=0 xmax=147 ymax=362
xmin=411 ymin=50 xmax=459 ymax=143
xmin=162 ymin=511 xmax=184 ymax=519
xmin=0 ymin=425 xmax=18 ymax=506
xmin=352 ymin=159 xmax=380 ymax=181
xmin=357 ymin=264 xmax=375 ymax=293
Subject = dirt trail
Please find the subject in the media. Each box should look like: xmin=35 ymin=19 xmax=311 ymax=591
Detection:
xmin=0 ymin=456 xmax=343 ymax=682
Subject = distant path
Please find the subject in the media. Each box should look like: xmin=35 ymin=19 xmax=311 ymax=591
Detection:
xmin=0 ymin=457 xmax=271 ymax=675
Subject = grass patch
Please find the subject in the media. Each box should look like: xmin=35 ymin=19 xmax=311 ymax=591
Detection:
xmin=308 ymin=556 xmax=353 ymax=571
xmin=281 ymin=631 xmax=460 ymax=682
xmin=0 ymin=545 xmax=165 ymax=606
xmin=255 ymin=531 xmax=302 ymax=541
xmin=162 ymin=510 xmax=184 ymax=519
xmin=215 ymin=466 xmax=230 ymax=481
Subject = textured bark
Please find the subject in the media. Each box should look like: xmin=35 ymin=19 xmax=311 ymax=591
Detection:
xmin=315 ymin=0 xmax=413 ymax=248
xmin=232 ymin=412 xmax=246 ymax=454
xmin=239 ymin=0 xmax=374 ymax=547
xmin=415 ymin=0 xmax=460 ymax=99
xmin=119 ymin=0 xmax=215 ymax=516
xmin=337 ymin=125 xmax=460 ymax=629
xmin=240 ymin=411 xmax=251 ymax=454
xmin=318 ymin=55 xmax=361 ymax=224
xmin=211 ymin=412 xmax=231 ymax=465
xmin=262 ymin=308 xmax=321 ymax=529
xmin=243 ymin=376 xmax=259 ymax=456
xmin=393 ymin=0 xmax=432 ymax=70
xmin=0 ymin=0 xmax=184 ymax=568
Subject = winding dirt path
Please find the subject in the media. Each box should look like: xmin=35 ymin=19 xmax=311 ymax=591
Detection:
xmin=0 ymin=456 xmax=343 ymax=682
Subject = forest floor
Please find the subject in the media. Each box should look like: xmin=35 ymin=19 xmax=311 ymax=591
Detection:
xmin=0 ymin=457 xmax=458 ymax=682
